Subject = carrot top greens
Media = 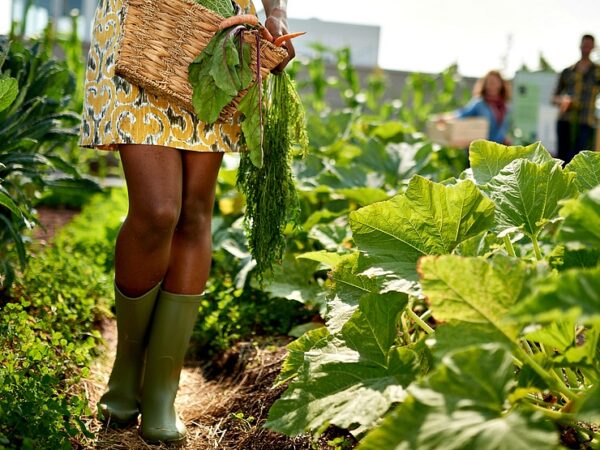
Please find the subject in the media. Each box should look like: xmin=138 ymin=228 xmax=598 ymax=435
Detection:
xmin=188 ymin=0 xmax=308 ymax=279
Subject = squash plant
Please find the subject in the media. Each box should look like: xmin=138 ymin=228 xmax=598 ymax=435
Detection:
xmin=266 ymin=142 xmax=600 ymax=450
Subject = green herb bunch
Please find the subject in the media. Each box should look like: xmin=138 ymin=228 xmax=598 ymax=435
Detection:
xmin=237 ymin=73 xmax=308 ymax=278
xmin=188 ymin=3 xmax=308 ymax=279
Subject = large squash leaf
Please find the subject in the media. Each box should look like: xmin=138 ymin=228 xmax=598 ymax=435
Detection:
xmin=0 ymin=75 xmax=18 ymax=113
xmin=357 ymin=345 xmax=561 ymax=450
xmin=469 ymin=140 xmax=554 ymax=185
xmin=349 ymin=176 xmax=495 ymax=294
xmin=418 ymin=255 xmax=527 ymax=342
xmin=265 ymin=292 xmax=416 ymax=437
xmin=558 ymin=186 xmax=600 ymax=249
xmin=486 ymin=159 xmax=577 ymax=238
xmin=565 ymin=151 xmax=600 ymax=192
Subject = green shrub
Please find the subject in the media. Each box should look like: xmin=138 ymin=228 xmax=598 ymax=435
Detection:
xmin=0 ymin=189 xmax=125 ymax=449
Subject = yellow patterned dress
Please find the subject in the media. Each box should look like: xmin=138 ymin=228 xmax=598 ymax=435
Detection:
xmin=79 ymin=0 xmax=255 ymax=152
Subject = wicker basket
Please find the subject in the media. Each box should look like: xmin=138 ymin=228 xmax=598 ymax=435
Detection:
xmin=115 ymin=0 xmax=287 ymax=121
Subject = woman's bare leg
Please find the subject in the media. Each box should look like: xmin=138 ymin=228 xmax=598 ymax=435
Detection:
xmin=115 ymin=145 xmax=183 ymax=297
xmin=161 ymin=151 xmax=224 ymax=294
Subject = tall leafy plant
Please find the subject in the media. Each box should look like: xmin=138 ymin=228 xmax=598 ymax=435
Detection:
xmin=0 ymin=38 xmax=99 ymax=292
xmin=266 ymin=143 xmax=600 ymax=449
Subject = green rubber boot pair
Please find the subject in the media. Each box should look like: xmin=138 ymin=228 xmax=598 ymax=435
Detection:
xmin=99 ymin=283 xmax=201 ymax=445
xmin=98 ymin=282 xmax=161 ymax=426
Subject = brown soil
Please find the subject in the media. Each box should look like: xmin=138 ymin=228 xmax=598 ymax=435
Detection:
xmin=80 ymin=321 xmax=355 ymax=450
xmin=34 ymin=206 xmax=79 ymax=244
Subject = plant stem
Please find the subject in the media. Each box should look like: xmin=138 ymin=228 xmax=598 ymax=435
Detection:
xmin=531 ymin=234 xmax=543 ymax=260
xmin=503 ymin=235 xmax=516 ymax=257
xmin=529 ymin=403 xmax=574 ymax=422
xmin=406 ymin=308 xmax=434 ymax=335
xmin=515 ymin=346 xmax=577 ymax=401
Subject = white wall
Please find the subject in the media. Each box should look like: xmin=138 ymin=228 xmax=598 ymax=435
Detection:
xmin=1 ymin=0 xmax=13 ymax=34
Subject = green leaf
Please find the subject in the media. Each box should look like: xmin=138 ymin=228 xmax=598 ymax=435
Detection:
xmin=297 ymin=250 xmax=344 ymax=270
xmin=190 ymin=63 xmax=235 ymax=124
xmin=469 ymin=140 xmax=554 ymax=185
xmin=428 ymin=321 xmax=511 ymax=364
xmin=188 ymin=32 xmax=237 ymax=123
xmin=514 ymin=265 xmax=600 ymax=322
xmin=0 ymin=75 xmax=18 ymax=113
xmin=266 ymin=292 xmax=417 ymax=437
xmin=358 ymin=345 xmax=561 ymax=450
xmin=558 ymin=186 xmax=600 ymax=249
xmin=349 ymin=176 xmax=495 ymax=294
xmin=419 ymin=255 xmax=527 ymax=342
xmin=487 ymin=159 xmax=578 ymax=238
xmin=209 ymin=35 xmax=252 ymax=96
xmin=239 ymin=81 xmax=263 ymax=167
xmin=264 ymin=256 xmax=324 ymax=307
xmin=575 ymin=384 xmax=600 ymax=422
xmin=565 ymin=151 xmax=600 ymax=192
xmin=0 ymin=187 xmax=23 ymax=218
xmin=327 ymin=252 xmax=379 ymax=332
xmin=193 ymin=0 xmax=235 ymax=17
xmin=274 ymin=326 xmax=330 ymax=387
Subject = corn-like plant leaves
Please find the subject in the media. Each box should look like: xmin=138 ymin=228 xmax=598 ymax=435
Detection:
xmin=486 ymin=159 xmax=578 ymax=238
xmin=469 ymin=140 xmax=554 ymax=185
xmin=357 ymin=345 xmax=561 ymax=450
xmin=0 ymin=75 xmax=18 ymax=113
xmin=266 ymin=292 xmax=416 ymax=437
xmin=418 ymin=255 xmax=527 ymax=342
xmin=565 ymin=151 xmax=600 ymax=192
xmin=558 ymin=186 xmax=600 ymax=249
xmin=349 ymin=176 xmax=495 ymax=294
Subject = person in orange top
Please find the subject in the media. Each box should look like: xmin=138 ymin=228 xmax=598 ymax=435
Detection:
xmin=81 ymin=0 xmax=295 ymax=445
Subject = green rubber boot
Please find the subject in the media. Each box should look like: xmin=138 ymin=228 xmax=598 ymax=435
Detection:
xmin=98 ymin=282 xmax=161 ymax=426
xmin=139 ymin=289 xmax=201 ymax=444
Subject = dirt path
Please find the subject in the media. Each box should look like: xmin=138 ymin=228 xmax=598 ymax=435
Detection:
xmin=36 ymin=208 xmax=353 ymax=450
xmin=82 ymin=320 xmax=318 ymax=450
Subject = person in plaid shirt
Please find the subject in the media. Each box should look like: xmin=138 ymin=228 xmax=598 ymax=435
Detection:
xmin=553 ymin=34 xmax=600 ymax=163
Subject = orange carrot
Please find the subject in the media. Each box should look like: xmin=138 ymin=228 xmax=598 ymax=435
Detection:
xmin=260 ymin=26 xmax=274 ymax=42
xmin=218 ymin=14 xmax=260 ymax=30
xmin=273 ymin=31 xmax=306 ymax=47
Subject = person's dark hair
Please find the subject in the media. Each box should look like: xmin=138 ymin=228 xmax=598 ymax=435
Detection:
xmin=473 ymin=70 xmax=511 ymax=102
xmin=582 ymin=34 xmax=595 ymax=43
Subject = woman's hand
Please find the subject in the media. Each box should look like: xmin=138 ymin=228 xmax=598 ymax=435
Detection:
xmin=262 ymin=0 xmax=295 ymax=73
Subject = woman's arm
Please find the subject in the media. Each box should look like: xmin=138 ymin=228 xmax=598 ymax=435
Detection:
xmin=261 ymin=0 xmax=295 ymax=72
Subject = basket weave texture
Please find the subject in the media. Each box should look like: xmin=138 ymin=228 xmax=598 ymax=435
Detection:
xmin=115 ymin=0 xmax=287 ymax=121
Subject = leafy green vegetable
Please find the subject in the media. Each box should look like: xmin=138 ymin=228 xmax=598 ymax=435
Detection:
xmin=349 ymin=176 xmax=495 ymax=294
xmin=266 ymin=292 xmax=417 ymax=437
xmin=236 ymin=73 xmax=308 ymax=278
xmin=565 ymin=151 xmax=600 ymax=192
xmin=486 ymin=159 xmax=577 ymax=240
xmin=469 ymin=140 xmax=554 ymax=185
xmin=189 ymin=30 xmax=251 ymax=124
xmin=558 ymin=185 xmax=600 ymax=249
xmin=357 ymin=345 xmax=561 ymax=450
xmin=0 ymin=75 xmax=18 ymax=113
xmin=193 ymin=0 xmax=235 ymax=17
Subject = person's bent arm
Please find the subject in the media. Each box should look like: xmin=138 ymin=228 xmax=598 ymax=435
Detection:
xmin=261 ymin=0 xmax=295 ymax=72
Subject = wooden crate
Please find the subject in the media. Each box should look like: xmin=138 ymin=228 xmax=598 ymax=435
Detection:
xmin=426 ymin=117 xmax=490 ymax=147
